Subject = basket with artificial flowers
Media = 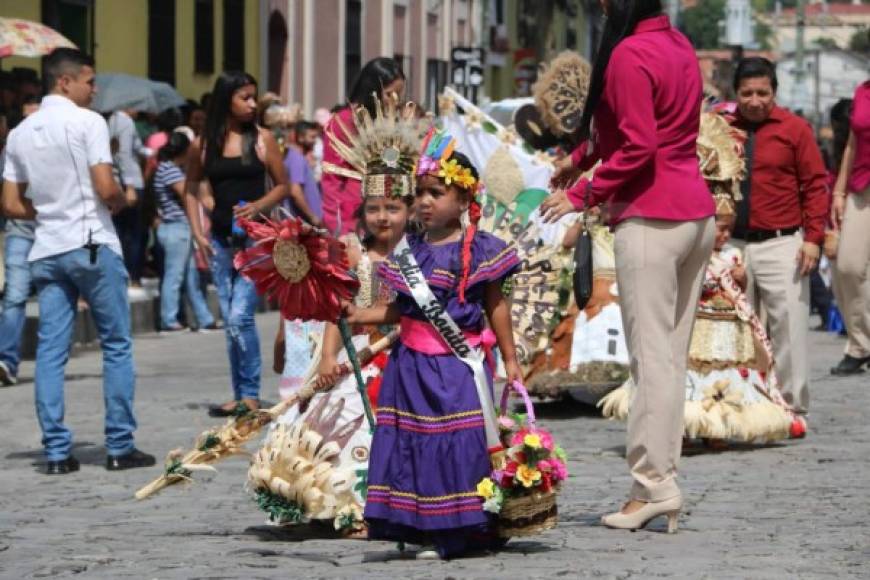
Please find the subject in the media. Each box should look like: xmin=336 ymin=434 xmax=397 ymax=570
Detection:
xmin=476 ymin=381 xmax=567 ymax=537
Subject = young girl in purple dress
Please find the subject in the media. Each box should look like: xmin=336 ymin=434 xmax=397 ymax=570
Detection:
xmin=345 ymin=140 xmax=523 ymax=559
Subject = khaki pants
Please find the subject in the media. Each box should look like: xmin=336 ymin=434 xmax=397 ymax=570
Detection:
xmin=833 ymin=188 xmax=870 ymax=359
xmin=731 ymin=232 xmax=810 ymax=414
xmin=615 ymin=216 xmax=715 ymax=503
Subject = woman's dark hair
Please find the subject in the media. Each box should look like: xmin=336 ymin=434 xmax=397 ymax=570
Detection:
xmin=158 ymin=131 xmax=191 ymax=162
xmin=577 ymin=0 xmax=662 ymax=141
xmin=203 ymin=71 xmax=258 ymax=169
xmin=829 ymin=98 xmax=853 ymax=170
xmin=733 ymin=57 xmax=778 ymax=93
xmin=156 ymin=108 xmax=182 ymax=133
xmin=348 ymin=58 xmax=405 ymax=117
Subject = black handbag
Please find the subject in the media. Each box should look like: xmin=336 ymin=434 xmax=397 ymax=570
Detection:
xmin=572 ymin=187 xmax=594 ymax=310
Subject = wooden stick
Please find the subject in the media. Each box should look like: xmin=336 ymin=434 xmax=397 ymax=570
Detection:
xmin=134 ymin=331 xmax=397 ymax=500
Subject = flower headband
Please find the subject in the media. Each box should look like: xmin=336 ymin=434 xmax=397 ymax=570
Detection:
xmin=416 ymin=127 xmax=478 ymax=192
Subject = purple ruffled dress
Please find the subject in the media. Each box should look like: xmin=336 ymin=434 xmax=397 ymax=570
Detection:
xmin=364 ymin=232 xmax=520 ymax=558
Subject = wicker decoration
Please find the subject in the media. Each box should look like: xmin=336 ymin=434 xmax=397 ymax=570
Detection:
xmin=498 ymin=491 xmax=558 ymax=537
xmin=483 ymin=145 xmax=525 ymax=206
xmin=697 ymin=111 xmax=747 ymax=212
xmin=532 ymin=51 xmax=592 ymax=137
xmin=273 ymin=239 xmax=311 ymax=283
xmin=325 ymin=96 xmax=427 ymax=198
xmin=248 ymin=396 xmax=365 ymax=530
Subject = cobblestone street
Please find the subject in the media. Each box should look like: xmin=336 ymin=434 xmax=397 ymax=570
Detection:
xmin=0 ymin=311 xmax=867 ymax=579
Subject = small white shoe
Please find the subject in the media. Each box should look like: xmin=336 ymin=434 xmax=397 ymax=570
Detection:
xmin=416 ymin=547 xmax=441 ymax=560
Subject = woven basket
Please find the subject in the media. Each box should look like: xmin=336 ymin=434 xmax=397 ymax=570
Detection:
xmin=498 ymin=490 xmax=558 ymax=537
xmin=496 ymin=381 xmax=559 ymax=538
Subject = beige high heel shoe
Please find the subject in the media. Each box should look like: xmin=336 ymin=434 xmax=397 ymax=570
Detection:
xmin=601 ymin=496 xmax=682 ymax=533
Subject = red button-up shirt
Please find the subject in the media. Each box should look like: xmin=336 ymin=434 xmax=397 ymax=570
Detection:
xmin=731 ymin=106 xmax=828 ymax=245
xmin=848 ymin=80 xmax=870 ymax=194
xmin=566 ymin=15 xmax=714 ymax=224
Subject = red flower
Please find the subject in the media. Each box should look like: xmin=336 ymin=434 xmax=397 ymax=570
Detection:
xmin=539 ymin=472 xmax=553 ymax=493
xmin=233 ymin=216 xmax=359 ymax=322
xmin=737 ymin=367 xmax=749 ymax=379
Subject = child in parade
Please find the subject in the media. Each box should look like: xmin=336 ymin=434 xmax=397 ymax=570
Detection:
xmin=267 ymin=194 xmax=410 ymax=535
xmin=600 ymin=178 xmax=794 ymax=445
xmin=250 ymin=97 xmax=423 ymax=537
xmin=344 ymin=131 xmax=523 ymax=559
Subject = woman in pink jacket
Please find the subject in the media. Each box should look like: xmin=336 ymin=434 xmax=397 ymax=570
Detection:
xmin=321 ymin=58 xmax=405 ymax=235
xmin=543 ymin=0 xmax=715 ymax=533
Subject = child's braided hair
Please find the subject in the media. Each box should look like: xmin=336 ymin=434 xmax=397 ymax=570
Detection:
xmin=444 ymin=151 xmax=481 ymax=304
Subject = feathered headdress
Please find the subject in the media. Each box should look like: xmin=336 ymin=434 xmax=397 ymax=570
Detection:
xmin=697 ymin=111 xmax=746 ymax=218
xmin=416 ymin=127 xmax=479 ymax=191
xmin=325 ymin=96 xmax=427 ymax=198
xmin=532 ymin=51 xmax=592 ymax=137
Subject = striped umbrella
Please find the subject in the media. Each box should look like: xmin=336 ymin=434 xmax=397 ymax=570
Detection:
xmin=0 ymin=18 xmax=76 ymax=58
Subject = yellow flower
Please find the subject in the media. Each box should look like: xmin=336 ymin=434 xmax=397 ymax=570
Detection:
xmin=515 ymin=464 xmax=542 ymax=488
xmin=523 ymin=433 xmax=542 ymax=449
xmin=438 ymin=158 xmax=477 ymax=190
xmin=476 ymin=477 xmax=496 ymax=499
xmin=438 ymin=158 xmax=461 ymax=186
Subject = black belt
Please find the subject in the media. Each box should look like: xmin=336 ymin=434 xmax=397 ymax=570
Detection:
xmin=733 ymin=226 xmax=800 ymax=243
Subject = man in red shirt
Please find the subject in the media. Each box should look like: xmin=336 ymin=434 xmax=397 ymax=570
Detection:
xmin=729 ymin=58 xmax=828 ymax=425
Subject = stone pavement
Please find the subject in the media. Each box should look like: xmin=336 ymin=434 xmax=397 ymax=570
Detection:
xmin=0 ymin=311 xmax=867 ymax=579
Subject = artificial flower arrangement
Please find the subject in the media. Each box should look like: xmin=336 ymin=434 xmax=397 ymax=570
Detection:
xmin=477 ymin=381 xmax=567 ymax=536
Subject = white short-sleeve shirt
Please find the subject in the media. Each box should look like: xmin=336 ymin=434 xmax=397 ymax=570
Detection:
xmin=3 ymin=94 xmax=122 ymax=262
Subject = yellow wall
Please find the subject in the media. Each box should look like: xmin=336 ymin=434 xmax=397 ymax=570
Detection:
xmin=0 ymin=0 xmax=44 ymax=73
xmin=176 ymin=0 xmax=261 ymax=100
xmin=94 ymin=0 xmax=148 ymax=77
xmin=1 ymin=0 xmax=261 ymax=100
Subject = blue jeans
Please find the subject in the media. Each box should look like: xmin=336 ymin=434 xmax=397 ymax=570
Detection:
xmin=0 ymin=235 xmax=34 ymax=376
xmin=156 ymin=221 xmax=215 ymax=329
xmin=30 ymin=246 xmax=137 ymax=461
xmin=211 ymin=238 xmax=261 ymax=400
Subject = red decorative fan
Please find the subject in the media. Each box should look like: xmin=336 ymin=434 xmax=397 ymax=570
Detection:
xmin=233 ymin=217 xmax=359 ymax=322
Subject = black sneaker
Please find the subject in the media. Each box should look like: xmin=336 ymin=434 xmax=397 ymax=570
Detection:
xmin=194 ymin=321 xmax=223 ymax=333
xmin=46 ymin=456 xmax=80 ymax=475
xmin=106 ymin=448 xmax=157 ymax=471
xmin=830 ymin=355 xmax=870 ymax=376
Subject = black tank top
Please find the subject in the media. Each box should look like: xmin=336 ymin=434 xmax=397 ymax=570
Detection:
xmin=205 ymin=154 xmax=266 ymax=239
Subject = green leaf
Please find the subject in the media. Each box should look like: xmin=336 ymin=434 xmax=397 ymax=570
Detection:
xmin=254 ymin=488 xmax=305 ymax=523
xmin=482 ymin=120 xmax=498 ymax=134
xmin=198 ymin=433 xmax=221 ymax=452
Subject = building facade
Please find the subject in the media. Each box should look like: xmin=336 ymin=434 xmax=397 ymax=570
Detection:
xmin=264 ymin=0 xmax=486 ymax=116
xmin=0 ymin=0 xmax=261 ymax=102
xmin=0 ymin=0 xmax=491 ymax=113
xmin=776 ymin=48 xmax=869 ymax=127
xmin=758 ymin=2 xmax=870 ymax=53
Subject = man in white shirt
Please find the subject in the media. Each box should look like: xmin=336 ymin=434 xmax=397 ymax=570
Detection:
xmin=1 ymin=48 xmax=155 ymax=475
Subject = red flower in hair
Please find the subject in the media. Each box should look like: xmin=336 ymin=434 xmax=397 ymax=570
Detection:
xmin=233 ymin=216 xmax=359 ymax=322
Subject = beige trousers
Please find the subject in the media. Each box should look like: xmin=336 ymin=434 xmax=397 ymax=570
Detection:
xmin=833 ymin=188 xmax=870 ymax=359
xmin=615 ymin=216 xmax=715 ymax=503
xmin=731 ymin=232 xmax=810 ymax=414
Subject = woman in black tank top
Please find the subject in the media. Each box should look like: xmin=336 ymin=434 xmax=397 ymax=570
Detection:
xmin=183 ymin=71 xmax=297 ymax=416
